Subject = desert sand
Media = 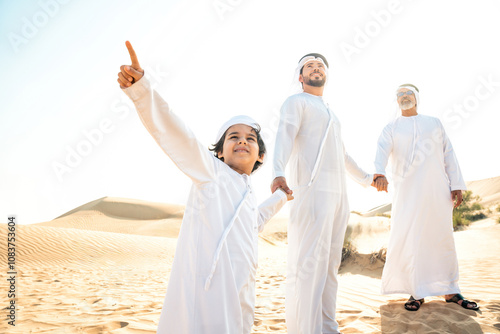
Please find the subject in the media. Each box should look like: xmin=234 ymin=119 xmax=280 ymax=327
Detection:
xmin=466 ymin=177 xmax=500 ymax=206
xmin=1 ymin=178 xmax=500 ymax=334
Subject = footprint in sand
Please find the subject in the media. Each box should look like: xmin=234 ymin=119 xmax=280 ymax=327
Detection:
xmin=265 ymin=318 xmax=285 ymax=324
xmin=338 ymin=309 xmax=362 ymax=314
xmin=485 ymin=302 xmax=500 ymax=312
xmin=268 ymin=325 xmax=285 ymax=330
xmin=254 ymin=319 xmax=263 ymax=326
xmin=80 ymin=321 xmax=129 ymax=333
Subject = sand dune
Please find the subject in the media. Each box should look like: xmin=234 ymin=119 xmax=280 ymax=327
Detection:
xmin=466 ymin=176 xmax=500 ymax=206
xmin=356 ymin=174 xmax=500 ymax=220
xmin=358 ymin=203 xmax=392 ymax=218
xmin=0 ymin=223 xmax=175 ymax=334
xmin=344 ymin=213 xmax=391 ymax=254
xmin=54 ymin=197 xmax=184 ymax=221
xmin=37 ymin=197 xmax=184 ymax=238
xmin=0 ymin=224 xmax=176 ymax=269
xmin=2 ymin=187 xmax=500 ymax=333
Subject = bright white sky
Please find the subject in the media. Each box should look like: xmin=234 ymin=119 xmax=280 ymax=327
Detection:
xmin=1 ymin=0 xmax=499 ymax=224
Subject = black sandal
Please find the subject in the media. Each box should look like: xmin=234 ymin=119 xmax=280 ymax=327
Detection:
xmin=404 ymin=296 xmax=425 ymax=311
xmin=445 ymin=293 xmax=479 ymax=310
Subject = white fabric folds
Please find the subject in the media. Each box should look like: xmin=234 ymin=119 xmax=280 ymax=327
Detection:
xmin=122 ymin=77 xmax=287 ymax=334
xmin=273 ymin=91 xmax=372 ymax=334
xmin=375 ymin=114 xmax=466 ymax=300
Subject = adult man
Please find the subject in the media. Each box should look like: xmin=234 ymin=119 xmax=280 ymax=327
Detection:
xmin=272 ymin=53 xmax=377 ymax=334
xmin=374 ymin=84 xmax=479 ymax=311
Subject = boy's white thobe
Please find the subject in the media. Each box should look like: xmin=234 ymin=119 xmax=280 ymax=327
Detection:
xmin=123 ymin=77 xmax=288 ymax=334
xmin=273 ymin=92 xmax=373 ymax=334
xmin=374 ymin=114 xmax=466 ymax=300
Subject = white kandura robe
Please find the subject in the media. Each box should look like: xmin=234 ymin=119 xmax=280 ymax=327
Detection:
xmin=122 ymin=77 xmax=288 ymax=334
xmin=374 ymin=114 xmax=466 ymax=300
xmin=273 ymin=92 xmax=373 ymax=334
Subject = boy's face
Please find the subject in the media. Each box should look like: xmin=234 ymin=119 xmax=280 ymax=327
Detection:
xmin=217 ymin=124 xmax=264 ymax=175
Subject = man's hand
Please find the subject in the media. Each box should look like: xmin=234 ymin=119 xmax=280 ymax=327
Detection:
xmin=117 ymin=41 xmax=145 ymax=89
xmin=271 ymin=177 xmax=293 ymax=197
xmin=451 ymin=190 xmax=463 ymax=208
xmin=371 ymin=174 xmax=388 ymax=192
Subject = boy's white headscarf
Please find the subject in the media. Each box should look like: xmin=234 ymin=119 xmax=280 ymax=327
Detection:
xmin=215 ymin=115 xmax=261 ymax=143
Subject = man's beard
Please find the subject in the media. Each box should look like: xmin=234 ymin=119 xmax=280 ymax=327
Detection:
xmin=303 ymin=73 xmax=326 ymax=87
xmin=400 ymin=99 xmax=415 ymax=110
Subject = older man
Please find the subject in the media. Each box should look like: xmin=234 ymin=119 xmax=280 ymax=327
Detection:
xmin=374 ymin=84 xmax=479 ymax=311
xmin=272 ymin=53 xmax=377 ymax=334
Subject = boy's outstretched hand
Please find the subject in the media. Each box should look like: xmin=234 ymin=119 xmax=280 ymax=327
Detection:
xmin=277 ymin=187 xmax=294 ymax=201
xmin=117 ymin=41 xmax=144 ymax=89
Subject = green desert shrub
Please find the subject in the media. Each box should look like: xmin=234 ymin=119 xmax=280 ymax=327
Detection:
xmin=453 ymin=190 xmax=484 ymax=230
xmin=453 ymin=210 xmax=469 ymax=229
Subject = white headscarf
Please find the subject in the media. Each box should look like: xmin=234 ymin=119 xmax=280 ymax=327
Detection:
xmin=390 ymin=84 xmax=420 ymax=121
xmin=397 ymin=84 xmax=420 ymax=109
xmin=215 ymin=115 xmax=261 ymax=143
xmin=290 ymin=55 xmax=330 ymax=95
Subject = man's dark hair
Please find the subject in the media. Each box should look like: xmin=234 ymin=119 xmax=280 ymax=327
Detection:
xmin=299 ymin=53 xmax=329 ymax=75
xmin=209 ymin=126 xmax=266 ymax=173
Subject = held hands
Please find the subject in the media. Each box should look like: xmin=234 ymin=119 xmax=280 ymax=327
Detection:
xmin=451 ymin=190 xmax=463 ymax=208
xmin=117 ymin=41 xmax=144 ymax=89
xmin=271 ymin=177 xmax=294 ymax=201
xmin=371 ymin=174 xmax=388 ymax=192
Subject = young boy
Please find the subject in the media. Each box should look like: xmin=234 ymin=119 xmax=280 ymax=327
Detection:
xmin=118 ymin=41 xmax=292 ymax=333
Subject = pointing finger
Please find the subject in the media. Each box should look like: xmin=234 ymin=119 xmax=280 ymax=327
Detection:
xmin=125 ymin=40 xmax=141 ymax=70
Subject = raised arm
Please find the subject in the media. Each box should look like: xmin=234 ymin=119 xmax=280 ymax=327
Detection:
xmin=118 ymin=41 xmax=216 ymax=184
